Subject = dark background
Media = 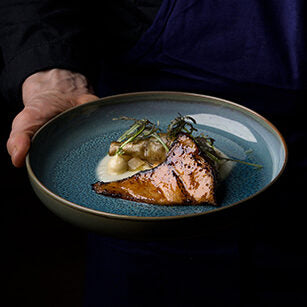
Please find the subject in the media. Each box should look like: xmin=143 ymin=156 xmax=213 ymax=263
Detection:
xmin=2 ymin=107 xmax=87 ymax=306
xmin=1 ymin=0 xmax=306 ymax=305
xmin=2 ymin=90 xmax=307 ymax=306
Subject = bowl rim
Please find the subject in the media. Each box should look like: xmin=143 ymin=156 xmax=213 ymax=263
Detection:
xmin=26 ymin=91 xmax=288 ymax=221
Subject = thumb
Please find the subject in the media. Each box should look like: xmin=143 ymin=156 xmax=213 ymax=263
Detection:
xmin=7 ymin=132 xmax=31 ymax=168
xmin=75 ymin=93 xmax=99 ymax=105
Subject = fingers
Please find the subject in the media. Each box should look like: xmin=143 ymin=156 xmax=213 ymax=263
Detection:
xmin=7 ymin=107 xmax=43 ymax=167
xmin=7 ymin=93 xmax=99 ymax=168
xmin=75 ymin=93 xmax=99 ymax=105
xmin=7 ymin=132 xmax=31 ymax=168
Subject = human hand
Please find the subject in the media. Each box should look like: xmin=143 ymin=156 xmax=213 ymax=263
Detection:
xmin=7 ymin=69 xmax=99 ymax=167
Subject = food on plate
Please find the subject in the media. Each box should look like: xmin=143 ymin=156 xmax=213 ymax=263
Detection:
xmin=92 ymin=115 xmax=262 ymax=205
xmin=108 ymin=133 xmax=175 ymax=166
xmin=93 ymin=133 xmax=217 ymax=205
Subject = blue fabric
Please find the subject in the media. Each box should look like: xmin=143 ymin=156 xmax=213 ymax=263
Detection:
xmin=87 ymin=1 xmax=306 ymax=306
xmin=98 ymin=0 xmax=306 ymax=98
xmin=126 ymin=0 xmax=306 ymax=90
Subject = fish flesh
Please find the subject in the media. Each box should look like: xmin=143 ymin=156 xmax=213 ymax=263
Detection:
xmin=92 ymin=133 xmax=217 ymax=206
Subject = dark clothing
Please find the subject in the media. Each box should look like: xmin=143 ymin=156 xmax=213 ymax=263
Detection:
xmin=0 ymin=0 xmax=162 ymax=105
xmin=1 ymin=0 xmax=306 ymax=105
xmin=88 ymin=2 xmax=306 ymax=306
xmin=126 ymin=0 xmax=306 ymax=91
xmin=1 ymin=1 xmax=306 ymax=306
xmin=96 ymin=0 xmax=306 ymax=115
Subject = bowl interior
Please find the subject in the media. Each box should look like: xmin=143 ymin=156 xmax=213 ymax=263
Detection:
xmin=28 ymin=92 xmax=286 ymax=218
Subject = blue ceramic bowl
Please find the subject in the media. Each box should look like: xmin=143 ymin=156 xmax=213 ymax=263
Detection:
xmin=26 ymin=92 xmax=287 ymax=238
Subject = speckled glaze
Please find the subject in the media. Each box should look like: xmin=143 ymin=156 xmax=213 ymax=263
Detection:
xmin=26 ymin=92 xmax=287 ymax=238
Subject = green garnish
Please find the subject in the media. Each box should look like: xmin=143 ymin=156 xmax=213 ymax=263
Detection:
xmin=113 ymin=114 xmax=262 ymax=168
xmin=151 ymin=132 xmax=170 ymax=153
xmin=167 ymin=114 xmax=262 ymax=168
xmin=167 ymin=113 xmax=198 ymax=137
xmin=113 ymin=116 xmax=169 ymax=155
xmin=220 ymin=158 xmax=263 ymax=168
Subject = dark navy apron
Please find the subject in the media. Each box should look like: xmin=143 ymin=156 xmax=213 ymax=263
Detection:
xmin=86 ymin=1 xmax=306 ymax=306
xmin=97 ymin=0 xmax=306 ymax=112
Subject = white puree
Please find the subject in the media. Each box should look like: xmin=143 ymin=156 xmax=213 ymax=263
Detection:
xmin=96 ymin=148 xmax=234 ymax=183
xmin=214 ymin=149 xmax=234 ymax=181
xmin=96 ymin=155 xmax=149 ymax=182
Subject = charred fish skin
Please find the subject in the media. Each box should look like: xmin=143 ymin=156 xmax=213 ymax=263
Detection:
xmin=92 ymin=134 xmax=218 ymax=206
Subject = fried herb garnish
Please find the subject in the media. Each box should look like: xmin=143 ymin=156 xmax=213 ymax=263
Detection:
xmin=195 ymin=134 xmax=262 ymax=168
xmin=167 ymin=113 xmax=198 ymax=137
xmin=113 ymin=114 xmax=262 ymax=168
xmin=113 ymin=116 xmax=169 ymax=155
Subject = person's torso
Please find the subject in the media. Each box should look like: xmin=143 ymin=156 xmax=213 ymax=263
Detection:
xmin=97 ymin=0 xmax=306 ymax=111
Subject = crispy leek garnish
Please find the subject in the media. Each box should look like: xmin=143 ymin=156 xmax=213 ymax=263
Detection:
xmin=113 ymin=116 xmax=169 ymax=155
xmin=113 ymin=114 xmax=262 ymax=168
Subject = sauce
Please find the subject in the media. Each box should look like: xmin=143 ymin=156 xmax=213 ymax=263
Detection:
xmin=215 ymin=149 xmax=234 ymax=181
xmin=96 ymin=155 xmax=150 ymax=182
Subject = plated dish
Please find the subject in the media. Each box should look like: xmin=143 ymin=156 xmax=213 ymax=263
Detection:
xmin=92 ymin=114 xmax=261 ymax=206
xmin=26 ymin=92 xmax=287 ymax=238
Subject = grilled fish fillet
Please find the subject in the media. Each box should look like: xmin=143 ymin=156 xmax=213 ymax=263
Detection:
xmin=92 ymin=134 xmax=217 ymax=206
